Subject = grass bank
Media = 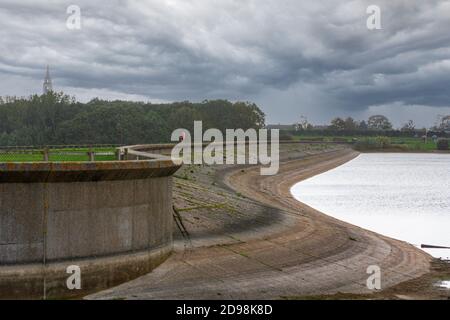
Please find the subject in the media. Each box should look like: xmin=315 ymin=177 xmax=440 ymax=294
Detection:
xmin=0 ymin=146 xmax=117 ymax=162
xmin=286 ymin=134 xmax=449 ymax=152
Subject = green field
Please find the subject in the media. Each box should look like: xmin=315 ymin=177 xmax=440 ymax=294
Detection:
xmin=290 ymin=135 xmax=440 ymax=151
xmin=0 ymin=147 xmax=117 ymax=162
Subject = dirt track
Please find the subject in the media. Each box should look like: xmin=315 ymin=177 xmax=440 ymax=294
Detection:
xmin=87 ymin=147 xmax=435 ymax=299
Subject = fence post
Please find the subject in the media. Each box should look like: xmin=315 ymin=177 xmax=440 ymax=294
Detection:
xmin=115 ymin=149 xmax=121 ymax=161
xmin=43 ymin=147 xmax=49 ymax=162
xmin=88 ymin=147 xmax=95 ymax=162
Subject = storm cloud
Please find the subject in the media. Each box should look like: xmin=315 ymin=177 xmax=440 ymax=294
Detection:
xmin=1 ymin=0 xmax=450 ymax=127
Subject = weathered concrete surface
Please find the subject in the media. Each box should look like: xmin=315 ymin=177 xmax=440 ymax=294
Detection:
xmin=87 ymin=147 xmax=431 ymax=300
xmin=0 ymin=244 xmax=171 ymax=299
xmin=0 ymin=159 xmax=180 ymax=299
xmin=0 ymin=160 xmax=179 ymax=183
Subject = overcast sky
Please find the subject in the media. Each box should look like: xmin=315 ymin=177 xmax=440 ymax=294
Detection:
xmin=1 ymin=0 xmax=450 ymax=127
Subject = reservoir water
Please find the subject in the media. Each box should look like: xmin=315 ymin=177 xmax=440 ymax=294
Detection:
xmin=291 ymin=153 xmax=450 ymax=259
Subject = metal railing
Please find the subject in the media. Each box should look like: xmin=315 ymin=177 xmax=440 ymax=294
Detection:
xmin=0 ymin=144 xmax=121 ymax=162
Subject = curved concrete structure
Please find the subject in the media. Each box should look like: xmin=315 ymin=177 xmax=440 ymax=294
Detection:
xmin=0 ymin=152 xmax=180 ymax=299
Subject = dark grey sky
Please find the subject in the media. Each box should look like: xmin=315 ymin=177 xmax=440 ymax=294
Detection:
xmin=1 ymin=0 xmax=450 ymax=127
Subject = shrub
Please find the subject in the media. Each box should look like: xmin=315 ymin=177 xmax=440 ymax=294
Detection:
xmin=375 ymin=136 xmax=391 ymax=149
xmin=353 ymin=136 xmax=391 ymax=151
xmin=354 ymin=138 xmax=377 ymax=151
xmin=301 ymin=137 xmax=324 ymax=142
xmin=436 ymin=138 xmax=449 ymax=150
xmin=279 ymin=132 xmax=294 ymax=141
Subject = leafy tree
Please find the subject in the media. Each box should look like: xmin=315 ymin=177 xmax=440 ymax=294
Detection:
xmin=367 ymin=115 xmax=393 ymax=130
xmin=0 ymin=92 xmax=265 ymax=146
xmin=295 ymin=115 xmax=311 ymax=131
xmin=329 ymin=117 xmax=346 ymax=130
xmin=344 ymin=117 xmax=358 ymax=130
xmin=437 ymin=115 xmax=450 ymax=131
xmin=401 ymin=120 xmax=415 ymax=132
xmin=358 ymin=120 xmax=368 ymax=130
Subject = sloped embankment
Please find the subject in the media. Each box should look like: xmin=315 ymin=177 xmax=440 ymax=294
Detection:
xmin=88 ymin=144 xmax=433 ymax=299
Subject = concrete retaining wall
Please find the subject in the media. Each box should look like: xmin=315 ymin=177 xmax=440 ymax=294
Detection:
xmin=0 ymin=156 xmax=180 ymax=299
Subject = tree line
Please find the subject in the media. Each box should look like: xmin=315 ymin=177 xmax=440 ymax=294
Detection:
xmin=0 ymin=92 xmax=265 ymax=146
xmin=292 ymin=114 xmax=450 ymax=137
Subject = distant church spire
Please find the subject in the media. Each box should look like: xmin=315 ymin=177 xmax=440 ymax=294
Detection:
xmin=43 ymin=65 xmax=53 ymax=94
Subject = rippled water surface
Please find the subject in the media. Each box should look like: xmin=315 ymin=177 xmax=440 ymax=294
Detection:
xmin=291 ymin=153 xmax=450 ymax=259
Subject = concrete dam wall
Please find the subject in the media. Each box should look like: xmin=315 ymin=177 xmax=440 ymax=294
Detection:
xmin=0 ymin=149 xmax=180 ymax=299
